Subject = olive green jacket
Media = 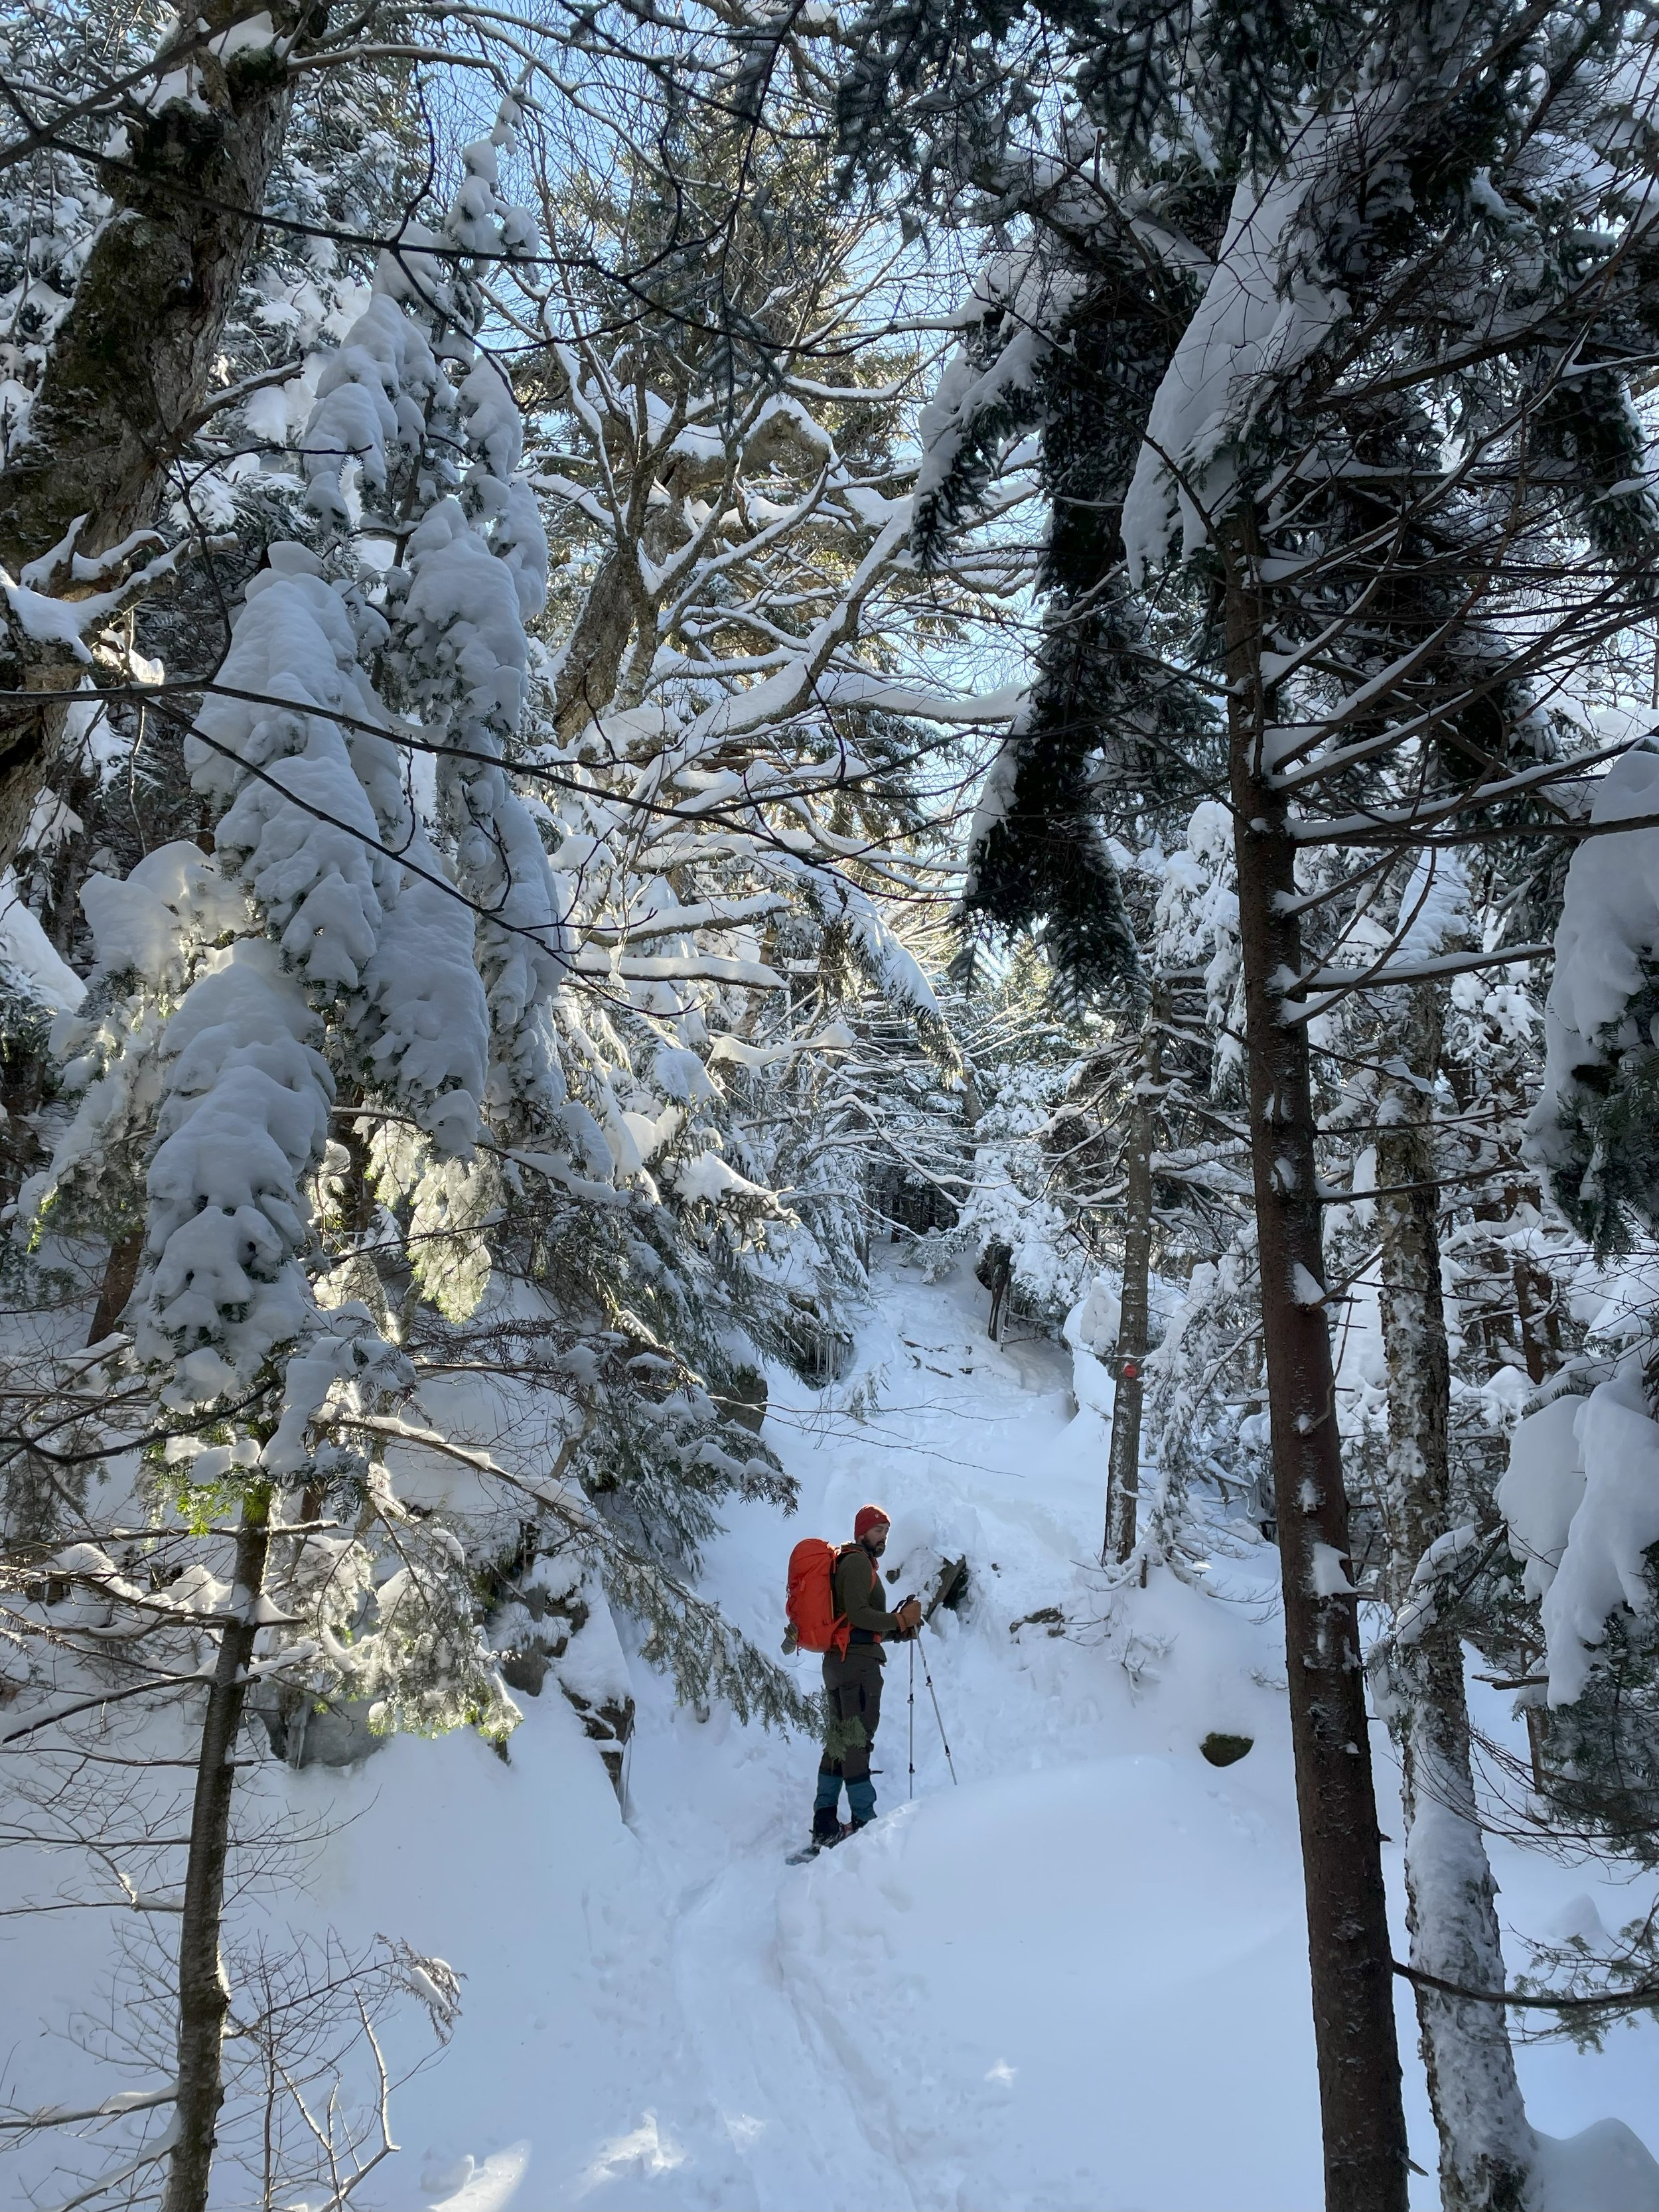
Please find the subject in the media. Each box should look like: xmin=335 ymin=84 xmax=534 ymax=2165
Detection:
xmin=833 ymin=1544 xmax=905 ymax=1649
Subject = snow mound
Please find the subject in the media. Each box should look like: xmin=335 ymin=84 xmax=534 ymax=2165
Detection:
xmin=1498 ymin=1374 xmax=1659 ymax=1704
xmin=0 ymin=869 xmax=82 ymax=1009
xmin=1534 ymin=2118 xmax=1659 ymax=2212
xmin=428 ymin=2139 xmax=532 ymax=2211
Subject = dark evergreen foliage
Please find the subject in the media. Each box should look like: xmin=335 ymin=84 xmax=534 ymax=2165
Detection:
xmin=914 ymin=207 xmax=1220 ymax=1003
xmin=1540 ymin=1581 xmax=1659 ymax=1864
xmin=1543 ymin=985 xmax=1659 ymax=1258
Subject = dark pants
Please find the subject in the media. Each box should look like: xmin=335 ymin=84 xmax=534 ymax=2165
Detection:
xmin=820 ymin=1641 xmax=883 ymax=1782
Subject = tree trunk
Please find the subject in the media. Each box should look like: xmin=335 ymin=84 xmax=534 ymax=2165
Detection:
xmin=984 ymin=1242 xmax=1012 ymax=1342
xmin=1510 ymin=1254 xmax=1552 ymax=1388
xmin=1104 ymin=1005 xmax=1159 ymax=1564
xmin=1376 ymin=984 xmax=1534 ymax=2212
xmin=549 ymin=547 xmax=641 ymax=740
xmin=0 ymin=2 xmax=313 ymax=871
xmin=87 ymin=1227 xmax=145 ymax=1347
xmin=163 ymin=1483 xmax=273 ymax=2212
xmin=1224 ymin=515 xmax=1409 ymax=2212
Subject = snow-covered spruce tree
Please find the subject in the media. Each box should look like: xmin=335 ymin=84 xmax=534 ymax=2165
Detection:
xmin=839 ymin=1 xmax=1659 ymax=2202
xmin=3 ymin=94 xmax=585 ymax=2212
xmin=1496 ymin=719 xmax=1659 ymax=1879
xmin=1488 ymin=1239 xmax=1659 ymax=1893
xmin=198 ymin=82 xmax=833 ymax=1702
xmin=172 ymin=57 xmax=837 ymax=1721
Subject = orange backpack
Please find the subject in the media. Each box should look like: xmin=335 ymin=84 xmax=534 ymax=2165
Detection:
xmin=786 ymin=1538 xmax=855 ymax=1657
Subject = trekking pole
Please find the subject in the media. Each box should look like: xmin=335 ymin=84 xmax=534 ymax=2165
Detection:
xmin=908 ymin=1640 xmax=916 ymax=1801
xmin=918 ymin=1638 xmax=958 ymax=1785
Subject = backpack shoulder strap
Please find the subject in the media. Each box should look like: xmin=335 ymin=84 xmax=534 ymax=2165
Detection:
xmin=831 ymin=1541 xmax=864 ymax=1605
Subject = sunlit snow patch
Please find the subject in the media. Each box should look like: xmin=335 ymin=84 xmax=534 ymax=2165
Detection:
xmin=428 ymin=2140 xmax=531 ymax=2211
xmin=577 ymin=2112 xmax=687 ymax=2194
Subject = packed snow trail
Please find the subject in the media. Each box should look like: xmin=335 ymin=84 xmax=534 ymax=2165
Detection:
xmin=7 ymin=1260 xmax=1656 ymax=2209
xmin=251 ymin=1256 xmax=1658 ymax=2211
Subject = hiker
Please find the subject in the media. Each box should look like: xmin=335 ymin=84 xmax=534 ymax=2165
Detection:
xmin=812 ymin=1505 xmax=922 ymax=1843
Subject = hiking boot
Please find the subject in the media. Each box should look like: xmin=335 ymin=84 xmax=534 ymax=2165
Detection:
xmin=811 ymin=1803 xmax=843 ymax=1843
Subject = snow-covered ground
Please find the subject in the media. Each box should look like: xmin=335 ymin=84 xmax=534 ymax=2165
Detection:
xmin=7 ymin=1257 xmax=1659 ymax=2209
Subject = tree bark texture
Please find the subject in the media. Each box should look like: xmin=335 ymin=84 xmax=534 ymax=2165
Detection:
xmin=1104 ymin=1008 xmax=1160 ymax=1564
xmin=1375 ymin=984 xmax=1534 ymax=2212
xmin=163 ymin=1483 xmax=273 ymax=2212
xmin=86 ymin=1226 xmax=145 ymax=1348
xmin=1224 ymin=518 xmax=1409 ymax=2212
xmin=549 ymin=547 xmax=642 ymax=740
xmin=0 ymin=3 xmax=316 ymax=871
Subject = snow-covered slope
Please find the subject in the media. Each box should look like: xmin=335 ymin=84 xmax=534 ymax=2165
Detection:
xmin=6 ymin=1260 xmax=1658 ymax=2209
